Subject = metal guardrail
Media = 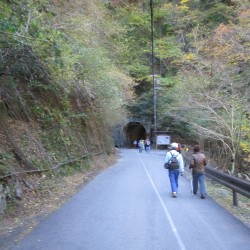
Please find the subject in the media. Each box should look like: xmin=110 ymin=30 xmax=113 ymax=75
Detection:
xmin=205 ymin=166 xmax=250 ymax=206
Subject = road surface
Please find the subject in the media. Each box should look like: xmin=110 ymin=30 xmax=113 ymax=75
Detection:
xmin=10 ymin=149 xmax=250 ymax=250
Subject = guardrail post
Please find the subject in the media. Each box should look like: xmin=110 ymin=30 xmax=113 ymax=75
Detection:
xmin=233 ymin=190 xmax=238 ymax=206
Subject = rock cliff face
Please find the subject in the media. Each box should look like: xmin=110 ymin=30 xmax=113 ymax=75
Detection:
xmin=0 ymin=1 xmax=132 ymax=217
xmin=0 ymin=115 xmax=115 ymax=215
xmin=0 ymin=180 xmax=23 ymax=214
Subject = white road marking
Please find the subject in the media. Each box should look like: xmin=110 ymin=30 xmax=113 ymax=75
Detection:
xmin=139 ymin=157 xmax=187 ymax=250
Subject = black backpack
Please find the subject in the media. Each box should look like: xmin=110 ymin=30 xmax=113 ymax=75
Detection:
xmin=165 ymin=152 xmax=179 ymax=170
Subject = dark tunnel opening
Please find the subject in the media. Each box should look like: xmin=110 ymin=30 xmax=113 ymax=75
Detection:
xmin=124 ymin=122 xmax=147 ymax=148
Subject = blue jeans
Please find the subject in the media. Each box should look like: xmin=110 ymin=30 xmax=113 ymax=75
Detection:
xmin=168 ymin=170 xmax=180 ymax=193
xmin=192 ymin=173 xmax=206 ymax=194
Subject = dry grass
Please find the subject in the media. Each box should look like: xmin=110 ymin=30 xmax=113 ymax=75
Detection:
xmin=206 ymin=179 xmax=250 ymax=228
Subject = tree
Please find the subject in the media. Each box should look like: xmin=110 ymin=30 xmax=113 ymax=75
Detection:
xmin=159 ymin=16 xmax=250 ymax=173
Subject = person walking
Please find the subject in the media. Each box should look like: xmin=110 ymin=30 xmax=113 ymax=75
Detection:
xmin=138 ymin=139 xmax=144 ymax=153
xmin=164 ymin=142 xmax=184 ymax=198
xmin=145 ymin=138 xmax=151 ymax=153
xmin=189 ymin=144 xmax=207 ymax=199
xmin=177 ymin=143 xmax=182 ymax=153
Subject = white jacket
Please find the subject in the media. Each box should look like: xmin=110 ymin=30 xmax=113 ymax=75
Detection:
xmin=164 ymin=149 xmax=184 ymax=172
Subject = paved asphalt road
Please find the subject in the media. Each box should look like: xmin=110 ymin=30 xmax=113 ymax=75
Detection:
xmin=10 ymin=149 xmax=250 ymax=250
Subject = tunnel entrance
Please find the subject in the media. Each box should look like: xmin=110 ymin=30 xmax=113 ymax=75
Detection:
xmin=123 ymin=122 xmax=147 ymax=148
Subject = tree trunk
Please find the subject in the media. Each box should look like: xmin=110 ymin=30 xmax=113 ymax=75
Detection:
xmin=231 ymin=150 xmax=236 ymax=174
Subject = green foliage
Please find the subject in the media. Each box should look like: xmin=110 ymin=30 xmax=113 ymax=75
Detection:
xmin=127 ymin=63 xmax=150 ymax=79
xmin=155 ymin=37 xmax=183 ymax=59
xmin=201 ymin=3 xmax=236 ymax=27
xmin=0 ymin=152 xmax=16 ymax=176
xmin=58 ymin=159 xmax=91 ymax=177
xmin=158 ymin=76 xmax=179 ymax=87
xmin=240 ymin=116 xmax=250 ymax=156
xmin=4 ymin=199 xmax=16 ymax=214
xmin=128 ymin=91 xmax=153 ymax=120
xmin=0 ymin=0 xmax=249 ymax=175
xmin=0 ymin=0 xmax=135 ymax=183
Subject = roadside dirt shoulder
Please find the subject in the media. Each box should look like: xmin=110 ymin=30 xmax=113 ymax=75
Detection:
xmin=0 ymin=152 xmax=118 ymax=250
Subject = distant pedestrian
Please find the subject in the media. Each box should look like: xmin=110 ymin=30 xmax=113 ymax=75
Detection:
xmin=189 ymin=145 xmax=207 ymax=199
xmin=177 ymin=143 xmax=182 ymax=153
xmin=138 ymin=139 xmax=144 ymax=153
xmin=164 ymin=142 xmax=184 ymax=198
xmin=133 ymin=140 xmax=137 ymax=148
xmin=145 ymin=139 xmax=151 ymax=153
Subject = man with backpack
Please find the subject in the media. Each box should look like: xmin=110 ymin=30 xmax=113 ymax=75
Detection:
xmin=164 ymin=142 xmax=184 ymax=198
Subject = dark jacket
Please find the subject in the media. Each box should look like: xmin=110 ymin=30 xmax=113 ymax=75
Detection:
xmin=190 ymin=152 xmax=207 ymax=173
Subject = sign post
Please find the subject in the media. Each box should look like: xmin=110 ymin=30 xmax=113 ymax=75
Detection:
xmin=155 ymin=133 xmax=171 ymax=149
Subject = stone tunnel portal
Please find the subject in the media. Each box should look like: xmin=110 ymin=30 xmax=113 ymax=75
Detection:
xmin=124 ymin=122 xmax=147 ymax=148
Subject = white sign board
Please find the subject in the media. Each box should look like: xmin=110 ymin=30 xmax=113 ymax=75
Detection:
xmin=156 ymin=135 xmax=171 ymax=145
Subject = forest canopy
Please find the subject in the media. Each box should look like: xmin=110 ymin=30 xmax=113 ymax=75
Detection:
xmin=0 ymin=0 xmax=249 ymax=177
xmin=106 ymin=0 xmax=250 ymax=173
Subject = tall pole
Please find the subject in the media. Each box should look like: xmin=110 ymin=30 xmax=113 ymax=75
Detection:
xmin=150 ymin=0 xmax=157 ymax=135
